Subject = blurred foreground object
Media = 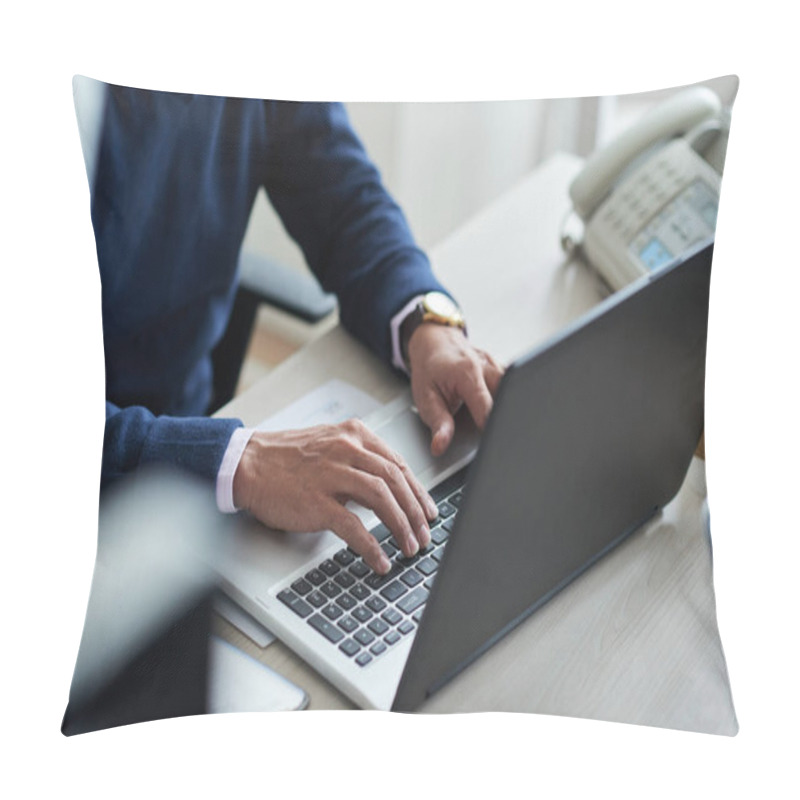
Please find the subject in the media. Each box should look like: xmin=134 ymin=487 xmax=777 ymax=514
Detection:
xmin=62 ymin=469 xmax=223 ymax=735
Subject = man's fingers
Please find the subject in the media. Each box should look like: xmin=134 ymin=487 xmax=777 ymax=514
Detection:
xmin=357 ymin=428 xmax=438 ymax=521
xmin=415 ymin=387 xmax=456 ymax=457
xmin=241 ymin=422 xmax=438 ymax=574
xmin=456 ymin=366 xmax=495 ymax=431
xmin=443 ymin=351 xmax=505 ymax=435
xmin=482 ymin=351 xmax=506 ymax=396
xmin=337 ymin=419 xmax=434 ymax=552
xmin=339 ymin=463 xmax=425 ymax=557
xmin=340 ymin=419 xmax=436 ymax=521
xmin=326 ymin=503 xmax=392 ymax=575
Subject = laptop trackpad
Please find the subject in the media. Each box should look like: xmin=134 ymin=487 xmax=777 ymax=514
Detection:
xmin=366 ymin=394 xmax=479 ymax=489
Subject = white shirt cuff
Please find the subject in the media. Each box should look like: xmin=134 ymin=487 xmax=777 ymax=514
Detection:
xmin=390 ymin=295 xmax=425 ymax=375
xmin=216 ymin=427 xmax=256 ymax=514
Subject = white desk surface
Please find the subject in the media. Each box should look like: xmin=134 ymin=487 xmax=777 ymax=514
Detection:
xmin=216 ymin=153 xmax=737 ymax=734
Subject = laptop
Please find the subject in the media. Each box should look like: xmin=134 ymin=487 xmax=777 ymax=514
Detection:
xmin=216 ymin=240 xmax=713 ymax=711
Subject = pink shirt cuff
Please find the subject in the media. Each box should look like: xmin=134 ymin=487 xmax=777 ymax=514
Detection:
xmin=216 ymin=427 xmax=255 ymax=513
xmin=390 ymin=295 xmax=425 ymax=375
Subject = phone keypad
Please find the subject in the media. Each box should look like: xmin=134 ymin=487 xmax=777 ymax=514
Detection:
xmin=597 ymin=139 xmax=717 ymax=244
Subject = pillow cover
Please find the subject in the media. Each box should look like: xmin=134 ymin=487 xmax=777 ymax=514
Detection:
xmin=64 ymin=76 xmax=738 ymax=734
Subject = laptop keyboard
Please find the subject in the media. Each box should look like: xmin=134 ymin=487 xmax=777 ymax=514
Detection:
xmin=276 ymin=466 xmax=467 ymax=668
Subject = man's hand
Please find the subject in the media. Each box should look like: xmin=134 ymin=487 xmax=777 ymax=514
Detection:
xmin=232 ymin=420 xmax=438 ymax=574
xmin=407 ymin=324 xmax=505 ymax=456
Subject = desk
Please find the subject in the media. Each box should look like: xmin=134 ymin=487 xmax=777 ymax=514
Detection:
xmin=215 ymin=153 xmax=737 ymax=733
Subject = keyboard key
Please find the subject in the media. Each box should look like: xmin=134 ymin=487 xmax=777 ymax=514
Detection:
xmin=333 ymin=548 xmax=356 ymax=567
xmin=368 ymin=618 xmax=389 ymax=636
xmin=334 ymin=571 xmax=356 ymax=589
xmin=305 ymin=569 xmax=326 ymax=586
xmin=437 ymin=500 xmax=456 ymax=518
xmin=380 ymin=580 xmax=408 ymax=603
xmin=370 ymin=523 xmax=393 ymax=543
xmin=321 ymin=581 xmax=342 ymax=598
xmin=449 ymin=492 xmax=463 ymax=507
xmin=398 ymin=586 xmax=429 ymax=615
xmin=319 ymin=559 xmax=340 ymax=577
xmin=365 ymin=563 xmax=403 ymax=589
xmin=348 ymin=561 xmax=370 ymax=579
xmin=308 ymin=613 xmax=344 ymax=643
xmin=400 ymin=569 xmax=423 ymax=588
xmin=396 ymin=553 xmax=420 ymax=568
xmin=430 ymin=527 xmax=449 ymax=546
xmin=384 ymin=631 xmax=401 ymax=646
xmin=322 ymin=603 xmax=343 ymax=620
xmin=398 ymin=620 xmax=415 ymax=635
xmin=370 ymin=641 xmax=387 ymax=656
xmin=443 ymin=516 xmax=457 ymax=533
xmin=412 ymin=608 xmax=425 ymax=623
xmin=416 ymin=557 xmax=437 ymax=576
xmin=290 ymin=578 xmax=313 ymax=596
xmin=381 ymin=608 xmax=403 ymax=626
xmin=307 ymin=590 xmax=327 ymax=608
xmin=355 ymin=628 xmax=375 ymax=646
xmin=338 ymin=616 xmax=359 ymax=633
xmin=424 ymin=576 xmax=436 ymax=591
xmin=364 ymin=572 xmax=384 ymax=590
xmin=431 ymin=468 xmax=468 ymax=502
xmin=339 ymin=639 xmax=360 ymax=657
xmin=356 ymin=653 xmax=373 ymax=667
xmin=336 ymin=593 xmax=357 ymax=610
xmin=366 ymin=596 xmax=387 ymax=613
xmin=277 ymin=589 xmax=313 ymax=618
xmin=352 ymin=606 xmax=373 ymax=623
xmin=349 ymin=583 xmax=371 ymax=601
xmin=432 ymin=547 xmax=447 ymax=563
xmin=364 ymin=572 xmax=386 ymax=590
xmin=381 ymin=541 xmax=398 ymax=558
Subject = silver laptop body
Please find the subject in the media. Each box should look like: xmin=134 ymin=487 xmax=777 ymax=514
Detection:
xmin=216 ymin=241 xmax=713 ymax=711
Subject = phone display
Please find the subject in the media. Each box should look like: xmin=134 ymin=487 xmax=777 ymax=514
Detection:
xmin=631 ymin=178 xmax=718 ymax=272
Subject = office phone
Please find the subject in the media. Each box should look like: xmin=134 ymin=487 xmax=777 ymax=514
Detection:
xmin=561 ymin=84 xmax=733 ymax=290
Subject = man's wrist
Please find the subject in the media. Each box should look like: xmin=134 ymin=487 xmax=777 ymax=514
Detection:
xmin=399 ymin=292 xmax=466 ymax=372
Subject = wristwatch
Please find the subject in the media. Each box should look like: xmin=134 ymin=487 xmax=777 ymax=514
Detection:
xmin=400 ymin=292 xmax=467 ymax=370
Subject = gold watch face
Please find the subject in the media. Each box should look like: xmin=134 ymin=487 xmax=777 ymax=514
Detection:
xmin=422 ymin=292 xmax=463 ymax=324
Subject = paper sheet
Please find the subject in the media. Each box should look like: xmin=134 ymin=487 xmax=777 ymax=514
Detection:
xmin=255 ymin=378 xmax=381 ymax=432
xmin=214 ymin=594 xmax=275 ymax=648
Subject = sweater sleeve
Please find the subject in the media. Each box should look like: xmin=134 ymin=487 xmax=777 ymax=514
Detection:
xmin=261 ymin=102 xmax=453 ymax=365
xmin=102 ymin=401 xmax=243 ymax=489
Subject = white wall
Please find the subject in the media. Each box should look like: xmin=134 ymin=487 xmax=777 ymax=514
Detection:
xmin=241 ymin=76 xmax=738 ymax=274
xmin=350 ymin=100 xmax=545 ymax=249
xmin=240 ymin=96 xmax=599 ymax=270
xmin=241 ymin=99 xmax=547 ymax=269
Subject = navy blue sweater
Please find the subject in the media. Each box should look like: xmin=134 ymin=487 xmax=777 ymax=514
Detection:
xmin=93 ymin=86 xmax=446 ymax=486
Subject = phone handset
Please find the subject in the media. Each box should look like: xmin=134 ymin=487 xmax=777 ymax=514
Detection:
xmin=570 ymin=87 xmax=722 ymax=220
xmin=563 ymin=86 xmax=726 ymax=291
